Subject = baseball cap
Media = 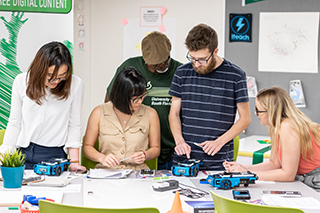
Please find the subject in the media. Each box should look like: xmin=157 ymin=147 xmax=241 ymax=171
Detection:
xmin=142 ymin=31 xmax=171 ymax=65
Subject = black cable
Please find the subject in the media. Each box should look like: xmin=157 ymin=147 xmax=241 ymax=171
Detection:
xmin=178 ymin=182 xmax=209 ymax=195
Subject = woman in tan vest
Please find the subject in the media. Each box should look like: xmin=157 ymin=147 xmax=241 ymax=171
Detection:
xmin=83 ymin=67 xmax=160 ymax=170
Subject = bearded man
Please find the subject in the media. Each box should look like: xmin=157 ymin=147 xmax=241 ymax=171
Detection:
xmin=168 ymin=24 xmax=251 ymax=170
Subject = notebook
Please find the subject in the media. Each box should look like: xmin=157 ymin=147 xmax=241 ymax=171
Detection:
xmin=185 ymin=200 xmax=215 ymax=213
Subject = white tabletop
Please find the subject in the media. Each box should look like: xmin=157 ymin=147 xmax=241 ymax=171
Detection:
xmin=83 ymin=177 xmax=204 ymax=212
xmin=0 ymin=171 xmax=83 ymax=213
xmin=191 ymin=178 xmax=320 ymax=213
xmin=1 ymin=170 xmax=320 ymax=213
xmin=238 ymin=135 xmax=271 ymax=158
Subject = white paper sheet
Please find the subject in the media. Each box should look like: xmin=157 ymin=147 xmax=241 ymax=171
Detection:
xmin=88 ymin=169 xmax=132 ymax=179
xmin=261 ymin=194 xmax=320 ymax=209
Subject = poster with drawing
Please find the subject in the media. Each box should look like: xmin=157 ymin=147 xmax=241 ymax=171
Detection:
xmin=258 ymin=12 xmax=319 ymax=73
xmin=290 ymin=80 xmax=306 ymax=108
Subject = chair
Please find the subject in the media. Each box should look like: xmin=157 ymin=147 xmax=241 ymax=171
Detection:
xmin=233 ymin=135 xmax=239 ymax=161
xmin=39 ymin=200 xmax=160 ymax=213
xmin=0 ymin=129 xmax=5 ymax=145
xmin=145 ymin=155 xmax=158 ymax=170
xmin=81 ymin=137 xmax=99 ymax=170
xmin=210 ymin=191 xmax=304 ymax=213
xmin=81 ymin=136 xmax=158 ymax=170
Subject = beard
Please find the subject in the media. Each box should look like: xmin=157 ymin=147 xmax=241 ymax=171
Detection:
xmin=192 ymin=56 xmax=217 ymax=75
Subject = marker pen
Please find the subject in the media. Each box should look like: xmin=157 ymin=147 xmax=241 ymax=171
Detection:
xmin=153 ymin=176 xmax=169 ymax=180
xmin=119 ymin=156 xmax=131 ymax=162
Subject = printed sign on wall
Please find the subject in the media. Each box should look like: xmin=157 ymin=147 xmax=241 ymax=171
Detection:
xmin=290 ymin=80 xmax=306 ymax=108
xmin=229 ymin=13 xmax=252 ymax=42
xmin=0 ymin=0 xmax=72 ymax=13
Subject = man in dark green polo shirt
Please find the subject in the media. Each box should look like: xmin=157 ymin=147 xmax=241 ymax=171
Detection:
xmin=105 ymin=31 xmax=182 ymax=170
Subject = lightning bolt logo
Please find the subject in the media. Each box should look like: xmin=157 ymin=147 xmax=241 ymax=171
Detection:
xmin=236 ymin=18 xmax=245 ymax=32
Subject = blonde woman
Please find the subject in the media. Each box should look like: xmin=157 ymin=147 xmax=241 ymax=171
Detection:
xmin=224 ymin=86 xmax=320 ymax=189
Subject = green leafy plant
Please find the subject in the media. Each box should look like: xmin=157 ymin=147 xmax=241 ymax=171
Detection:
xmin=0 ymin=149 xmax=26 ymax=167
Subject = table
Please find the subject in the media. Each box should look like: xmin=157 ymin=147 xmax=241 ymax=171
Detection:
xmin=238 ymin=135 xmax=271 ymax=165
xmin=83 ymin=176 xmax=203 ymax=212
xmin=1 ymin=170 xmax=320 ymax=213
xmin=191 ymin=177 xmax=320 ymax=213
xmin=82 ymin=172 xmax=320 ymax=213
xmin=0 ymin=173 xmax=83 ymax=213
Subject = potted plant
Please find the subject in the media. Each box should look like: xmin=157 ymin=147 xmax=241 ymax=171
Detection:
xmin=0 ymin=149 xmax=26 ymax=188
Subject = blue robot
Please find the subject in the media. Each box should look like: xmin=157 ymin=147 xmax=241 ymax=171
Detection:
xmin=171 ymin=159 xmax=203 ymax=177
xmin=205 ymin=171 xmax=258 ymax=190
xmin=34 ymin=158 xmax=70 ymax=176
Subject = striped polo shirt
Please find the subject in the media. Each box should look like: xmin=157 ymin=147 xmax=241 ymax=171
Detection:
xmin=169 ymin=59 xmax=249 ymax=170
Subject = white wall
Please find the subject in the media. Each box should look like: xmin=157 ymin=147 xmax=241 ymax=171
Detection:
xmin=74 ymin=0 xmax=225 ymax=135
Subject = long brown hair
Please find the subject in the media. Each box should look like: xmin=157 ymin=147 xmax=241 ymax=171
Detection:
xmin=257 ymin=86 xmax=320 ymax=160
xmin=26 ymin=41 xmax=73 ymax=105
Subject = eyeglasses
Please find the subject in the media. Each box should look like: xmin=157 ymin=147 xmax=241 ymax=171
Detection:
xmin=47 ymin=77 xmax=67 ymax=82
xmin=255 ymin=107 xmax=267 ymax=115
xmin=150 ymin=57 xmax=171 ymax=69
xmin=186 ymin=50 xmax=214 ymax=65
xmin=47 ymin=74 xmax=67 ymax=82
xmin=132 ymin=91 xmax=149 ymax=104
xmin=159 ymin=56 xmax=171 ymax=65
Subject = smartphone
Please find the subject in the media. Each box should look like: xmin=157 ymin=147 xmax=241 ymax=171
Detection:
xmin=232 ymin=190 xmax=251 ymax=200
xmin=139 ymin=169 xmax=155 ymax=176
xmin=22 ymin=176 xmax=45 ymax=185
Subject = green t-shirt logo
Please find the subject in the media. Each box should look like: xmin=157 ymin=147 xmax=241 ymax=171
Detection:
xmin=147 ymin=81 xmax=152 ymax=90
